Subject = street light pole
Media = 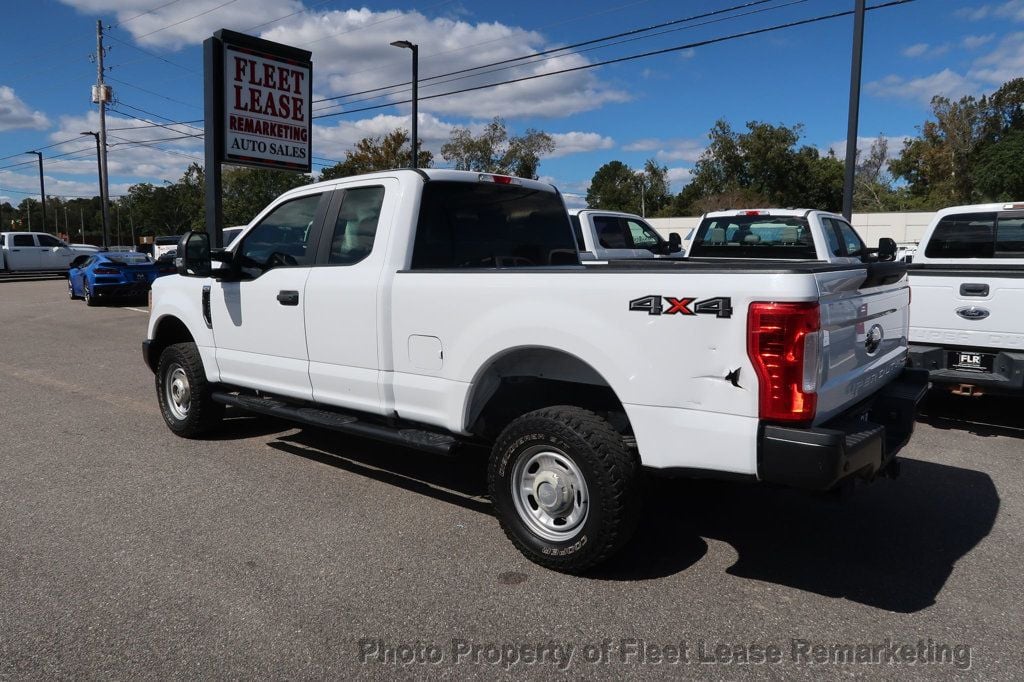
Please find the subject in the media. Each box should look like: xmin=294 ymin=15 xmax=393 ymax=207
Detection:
xmin=81 ymin=131 xmax=110 ymax=249
xmin=841 ymin=0 xmax=866 ymax=220
xmin=25 ymin=151 xmax=47 ymax=232
xmin=390 ymin=40 xmax=419 ymax=169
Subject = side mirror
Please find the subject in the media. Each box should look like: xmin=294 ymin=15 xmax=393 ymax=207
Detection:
xmin=176 ymin=232 xmax=211 ymax=277
xmin=878 ymin=237 xmax=897 ymax=262
xmin=668 ymin=232 xmax=682 ymax=254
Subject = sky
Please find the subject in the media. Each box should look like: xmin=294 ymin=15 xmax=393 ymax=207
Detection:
xmin=0 ymin=0 xmax=1021 ymax=214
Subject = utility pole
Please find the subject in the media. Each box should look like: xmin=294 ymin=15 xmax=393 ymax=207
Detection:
xmin=80 ymin=209 xmax=85 ymax=242
xmin=841 ymin=0 xmax=866 ymax=220
xmin=26 ymin=151 xmax=47 ymax=231
xmin=94 ymin=19 xmax=112 ymax=249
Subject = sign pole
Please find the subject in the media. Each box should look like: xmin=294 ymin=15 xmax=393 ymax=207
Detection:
xmin=204 ymin=34 xmax=225 ymax=249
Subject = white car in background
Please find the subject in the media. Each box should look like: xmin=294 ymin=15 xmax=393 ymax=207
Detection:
xmin=0 ymin=232 xmax=96 ymax=272
xmin=569 ymin=209 xmax=683 ymax=260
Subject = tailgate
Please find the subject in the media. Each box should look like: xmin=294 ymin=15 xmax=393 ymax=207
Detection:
xmin=909 ymin=268 xmax=1024 ymax=350
xmin=814 ymin=266 xmax=910 ymax=423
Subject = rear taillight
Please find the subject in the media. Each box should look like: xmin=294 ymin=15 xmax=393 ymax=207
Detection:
xmin=747 ymin=302 xmax=820 ymax=424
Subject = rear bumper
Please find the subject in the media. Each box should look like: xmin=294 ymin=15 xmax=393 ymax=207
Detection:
xmin=93 ymin=281 xmax=151 ymax=298
xmin=757 ymin=368 xmax=928 ymax=491
xmin=908 ymin=344 xmax=1024 ymax=394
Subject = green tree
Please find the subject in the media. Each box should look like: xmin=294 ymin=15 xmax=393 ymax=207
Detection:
xmin=320 ymin=129 xmax=432 ymax=180
xmin=222 ymin=166 xmax=311 ymax=226
xmin=684 ymin=119 xmax=844 ymax=213
xmin=441 ymin=117 xmax=554 ymax=179
xmin=973 ymin=129 xmax=1024 ymax=200
xmin=586 ymin=160 xmax=638 ymax=212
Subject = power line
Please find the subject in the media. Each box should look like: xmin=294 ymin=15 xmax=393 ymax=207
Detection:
xmin=106 ymin=76 xmax=203 ymax=109
xmin=313 ymin=0 xmax=917 ymax=121
xmin=106 ymin=33 xmax=199 ymax=74
xmin=134 ymin=0 xmax=241 ymax=41
xmin=313 ymin=0 xmax=786 ymax=106
xmin=114 ymin=0 xmax=188 ymax=27
xmin=313 ymin=0 xmax=812 ymax=116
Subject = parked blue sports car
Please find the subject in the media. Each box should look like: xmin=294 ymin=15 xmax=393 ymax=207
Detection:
xmin=68 ymin=252 xmax=175 ymax=306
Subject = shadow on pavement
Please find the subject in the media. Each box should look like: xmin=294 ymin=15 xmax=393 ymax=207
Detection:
xmin=917 ymin=391 xmax=1024 ymax=439
xmin=264 ymin=427 xmax=998 ymax=612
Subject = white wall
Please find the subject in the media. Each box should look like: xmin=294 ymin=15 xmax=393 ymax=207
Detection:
xmin=648 ymin=212 xmax=935 ymax=245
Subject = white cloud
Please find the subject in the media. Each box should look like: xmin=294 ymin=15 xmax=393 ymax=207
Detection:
xmin=0 ymin=86 xmax=50 ymax=132
xmin=623 ymin=137 xmax=704 ymax=163
xmin=59 ymin=0 xmax=305 ymax=49
xmin=866 ymin=69 xmax=975 ymax=105
xmin=312 ymin=112 xmax=457 ymax=162
xmin=969 ymin=31 xmax=1024 ymax=85
xmin=60 ymin=3 xmax=628 ymax=120
xmin=956 ymin=0 xmax=1024 ymax=22
xmin=902 ymin=43 xmax=930 ymax=58
xmin=666 ymin=167 xmax=692 ymax=190
xmin=546 ymin=132 xmax=614 ymax=158
xmin=963 ymin=34 xmax=995 ymax=49
xmin=44 ymin=111 xmax=204 ymax=192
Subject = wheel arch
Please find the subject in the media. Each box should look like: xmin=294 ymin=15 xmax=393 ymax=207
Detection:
xmin=463 ymin=345 xmax=632 ymax=440
xmin=145 ymin=315 xmax=196 ymax=373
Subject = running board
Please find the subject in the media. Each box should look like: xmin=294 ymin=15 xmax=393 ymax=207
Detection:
xmin=211 ymin=392 xmax=458 ymax=455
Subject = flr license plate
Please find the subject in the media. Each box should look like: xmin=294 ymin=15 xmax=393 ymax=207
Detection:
xmin=950 ymin=351 xmax=994 ymax=373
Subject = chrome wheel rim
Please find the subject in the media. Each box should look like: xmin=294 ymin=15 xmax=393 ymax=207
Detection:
xmin=68 ymin=279 xmax=74 ymax=298
xmin=165 ymin=364 xmax=191 ymax=421
xmin=510 ymin=445 xmax=589 ymax=542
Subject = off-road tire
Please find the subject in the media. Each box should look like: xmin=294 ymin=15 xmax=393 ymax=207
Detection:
xmin=488 ymin=405 xmax=641 ymax=573
xmin=156 ymin=342 xmax=224 ymax=438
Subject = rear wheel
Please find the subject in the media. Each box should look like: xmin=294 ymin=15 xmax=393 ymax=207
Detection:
xmin=488 ymin=405 xmax=641 ymax=573
xmin=83 ymin=282 xmax=98 ymax=306
xmin=156 ymin=342 xmax=223 ymax=437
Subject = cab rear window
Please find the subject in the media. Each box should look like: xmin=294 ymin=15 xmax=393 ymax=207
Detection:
xmin=924 ymin=212 xmax=1024 ymax=258
xmin=688 ymin=216 xmax=816 ymax=259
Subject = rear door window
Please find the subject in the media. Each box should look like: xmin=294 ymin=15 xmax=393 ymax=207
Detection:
xmin=924 ymin=213 xmax=995 ymax=259
xmin=12 ymin=234 xmax=35 ymax=247
xmin=327 ymin=186 xmax=385 ymax=265
xmin=410 ymin=181 xmax=578 ymax=269
xmin=593 ymin=216 xmax=630 ymax=249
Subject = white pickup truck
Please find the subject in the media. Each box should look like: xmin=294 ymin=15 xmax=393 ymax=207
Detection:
xmin=144 ymin=169 xmax=925 ymax=572
xmin=0 ymin=232 xmax=95 ymax=271
xmin=908 ymin=202 xmax=1024 ymax=396
xmin=688 ymin=208 xmax=897 ymax=263
xmin=569 ymin=209 xmax=683 ymax=260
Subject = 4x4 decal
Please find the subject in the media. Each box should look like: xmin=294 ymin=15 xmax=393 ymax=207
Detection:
xmin=629 ymin=295 xmax=733 ymax=318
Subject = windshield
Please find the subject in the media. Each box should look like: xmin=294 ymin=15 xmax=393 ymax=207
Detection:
xmin=689 ymin=215 xmax=817 ymax=259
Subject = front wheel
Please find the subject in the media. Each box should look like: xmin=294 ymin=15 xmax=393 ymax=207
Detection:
xmin=68 ymin=277 xmax=81 ymax=300
xmin=488 ymin=406 xmax=641 ymax=573
xmin=156 ymin=342 xmax=223 ymax=438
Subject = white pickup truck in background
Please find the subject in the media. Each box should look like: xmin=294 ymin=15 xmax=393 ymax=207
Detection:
xmin=145 ymin=169 xmax=925 ymax=573
xmin=0 ymin=232 xmax=96 ymax=272
xmin=569 ymin=209 xmax=684 ymax=260
xmin=908 ymin=202 xmax=1024 ymax=396
xmin=687 ymin=208 xmax=897 ymax=263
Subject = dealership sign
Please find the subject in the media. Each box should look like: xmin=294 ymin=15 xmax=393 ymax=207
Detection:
xmin=206 ymin=29 xmax=312 ymax=173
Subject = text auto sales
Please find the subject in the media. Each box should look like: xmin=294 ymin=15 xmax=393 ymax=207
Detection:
xmin=228 ymin=56 xmax=308 ymax=160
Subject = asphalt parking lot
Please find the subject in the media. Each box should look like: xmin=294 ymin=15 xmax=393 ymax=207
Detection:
xmin=1 ymin=279 xmax=1021 ymax=680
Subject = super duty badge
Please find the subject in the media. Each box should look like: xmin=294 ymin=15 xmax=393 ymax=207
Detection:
xmin=629 ymin=295 xmax=733 ymax=318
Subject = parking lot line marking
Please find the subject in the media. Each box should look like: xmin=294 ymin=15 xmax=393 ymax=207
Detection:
xmin=124 ymin=307 xmax=149 ymax=314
